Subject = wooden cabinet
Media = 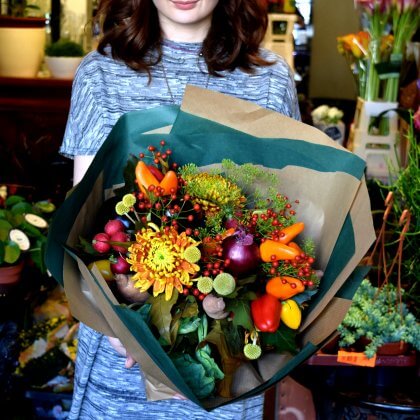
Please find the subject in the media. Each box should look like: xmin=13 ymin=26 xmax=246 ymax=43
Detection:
xmin=0 ymin=77 xmax=73 ymax=201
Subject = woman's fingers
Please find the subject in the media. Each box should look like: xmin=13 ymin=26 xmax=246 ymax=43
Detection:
xmin=172 ymin=393 xmax=187 ymax=400
xmin=108 ymin=336 xmax=137 ymax=368
xmin=125 ymin=353 xmax=136 ymax=368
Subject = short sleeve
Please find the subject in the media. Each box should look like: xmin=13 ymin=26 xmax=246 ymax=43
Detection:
xmin=263 ymin=52 xmax=301 ymax=122
xmin=59 ymin=56 xmax=107 ymax=158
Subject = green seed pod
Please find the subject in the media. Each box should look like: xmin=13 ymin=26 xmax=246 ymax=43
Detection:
xmin=213 ymin=273 xmax=236 ymax=296
xmin=183 ymin=246 xmax=201 ymax=264
xmin=115 ymin=201 xmax=130 ymax=216
xmin=197 ymin=277 xmax=213 ymax=294
xmin=122 ymin=194 xmax=136 ymax=207
xmin=243 ymin=343 xmax=262 ymax=360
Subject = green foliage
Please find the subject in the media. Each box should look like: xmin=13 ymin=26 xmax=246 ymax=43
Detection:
xmin=370 ymin=111 xmax=420 ymax=316
xmin=0 ymin=189 xmax=55 ymax=272
xmin=6 ymin=1 xmax=42 ymax=17
xmin=171 ymin=353 xmax=216 ymax=399
xmin=260 ymin=324 xmax=298 ymax=354
xmin=338 ymin=279 xmax=420 ymax=358
xmin=45 ymin=39 xmax=85 ymax=57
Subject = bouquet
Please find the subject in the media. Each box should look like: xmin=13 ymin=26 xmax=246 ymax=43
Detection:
xmin=46 ymin=86 xmax=375 ymax=409
xmin=81 ymin=147 xmax=322 ymax=399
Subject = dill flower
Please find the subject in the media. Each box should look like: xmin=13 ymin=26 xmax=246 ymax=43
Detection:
xmin=183 ymin=172 xmax=245 ymax=215
xmin=127 ymin=226 xmax=201 ymax=300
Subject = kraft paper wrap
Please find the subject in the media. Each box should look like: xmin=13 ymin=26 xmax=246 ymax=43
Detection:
xmin=46 ymin=86 xmax=375 ymax=409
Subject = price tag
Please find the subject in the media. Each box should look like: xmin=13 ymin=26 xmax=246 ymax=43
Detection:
xmin=337 ymin=350 xmax=377 ymax=367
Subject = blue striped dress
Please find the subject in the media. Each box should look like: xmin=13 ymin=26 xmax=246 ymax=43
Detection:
xmin=60 ymin=39 xmax=300 ymax=419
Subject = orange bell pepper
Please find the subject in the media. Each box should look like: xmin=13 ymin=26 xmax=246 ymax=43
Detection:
xmin=265 ymin=276 xmax=305 ymax=300
xmin=278 ymin=222 xmax=305 ymax=244
xmin=260 ymin=239 xmax=300 ymax=262
xmin=135 ymin=161 xmax=178 ymax=196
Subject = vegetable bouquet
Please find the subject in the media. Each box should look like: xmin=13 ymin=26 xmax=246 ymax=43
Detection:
xmin=46 ymin=86 xmax=375 ymax=409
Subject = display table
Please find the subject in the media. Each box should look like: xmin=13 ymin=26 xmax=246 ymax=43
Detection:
xmin=0 ymin=76 xmax=73 ymax=200
xmin=297 ymin=351 xmax=419 ymax=419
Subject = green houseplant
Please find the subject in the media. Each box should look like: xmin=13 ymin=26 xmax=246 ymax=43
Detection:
xmin=337 ymin=279 xmax=420 ymax=358
xmin=44 ymin=39 xmax=85 ymax=79
xmin=0 ymin=1 xmax=46 ymax=78
xmin=4 ymin=0 xmax=41 ymax=17
xmin=366 ymin=109 xmax=419 ymax=317
xmin=0 ymin=187 xmax=55 ymax=280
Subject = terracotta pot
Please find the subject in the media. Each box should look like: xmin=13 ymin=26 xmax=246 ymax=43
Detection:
xmin=358 ymin=336 xmax=409 ymax=356
xmin=0 ymin=261 xmax=24 ymax=294
xmin=377 ymin=341 xmax=409 ymax=356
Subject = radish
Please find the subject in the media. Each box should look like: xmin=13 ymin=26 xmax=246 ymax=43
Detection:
xmin=104 ymin=219 xmax=125 ymax=236
xmin=110 ymin=231 xmax=130 ymax=253
xmin=111 ymin=255 xmax=131 ymax=274
xmin=92 ymin=232 xmax=111 ymax=253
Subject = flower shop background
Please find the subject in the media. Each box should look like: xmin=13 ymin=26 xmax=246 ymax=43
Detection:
xmin=0 ymin=0 xmax=419 ymax=419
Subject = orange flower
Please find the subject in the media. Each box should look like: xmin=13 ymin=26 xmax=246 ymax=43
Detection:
xmin=127 ymin=226 xmax=200 ymax=300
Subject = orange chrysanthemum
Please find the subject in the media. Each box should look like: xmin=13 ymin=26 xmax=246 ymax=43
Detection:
xmin=127 ymin=226 xmax=200 ymax=301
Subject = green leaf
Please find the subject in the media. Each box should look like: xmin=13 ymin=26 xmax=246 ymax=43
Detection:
xmin=0 ymin=242 xmax=5 ymax=264
xmin=171 ymin=354 xmax=215 ymax=399
xmin=10 ymin=201 xmax=32 ymax=215
xmin=5 ymin=195 xmax=25 ymax=207
xmin=78 ymin=236 xmax=97 ymax=255
xmin=0 ymin=219 xmax=13 ymax=241
xmin=260 ymin=324 xmax=298 ymax=354
xmin=147 ymin=291 xmax=178 ymax=345
xmin=225 ymin=298 xmax=253 ymax=330
xmin=20 ymin=221 xmax=43 ymax=238
xmin=34 ymin=200 xmax=56 ymax=213
xmin=29 ymin=237 xmax=47 ymax=273
xmin=294 ymin=288 xmax=318 ymax=305
xmin=114 ymin=154 xmax=139 ymax=195
xmin=5 ymin=241 xmax=21 ymax=264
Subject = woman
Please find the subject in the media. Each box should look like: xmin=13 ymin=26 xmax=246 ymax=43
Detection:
xmin=60 ymin=0 xmax=300 ymax=418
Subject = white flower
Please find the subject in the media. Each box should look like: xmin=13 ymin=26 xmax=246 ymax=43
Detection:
xmin=311 ymin=105 xmax=329 ymax=124
xmin=327 ymin=107 xmax=344 ymax=123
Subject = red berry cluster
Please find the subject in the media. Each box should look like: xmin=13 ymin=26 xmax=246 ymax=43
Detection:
xmin=266 ymin=253 xmax=317 ymax=286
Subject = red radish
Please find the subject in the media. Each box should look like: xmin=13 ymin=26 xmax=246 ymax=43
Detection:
xmin=111 ymin=255 xmax=131 ymax=274
xmin=110 ymin=231 xmax=130 ymax=253
xmin=92 ymin=232 xmax=111 ymax=253
xmin=104 ymin=219 xmax=125 ymax=236
xmin=148 ymin=165 xmax=164 ymax=182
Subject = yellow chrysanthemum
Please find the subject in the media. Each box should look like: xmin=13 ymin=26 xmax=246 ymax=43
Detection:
xmin=127 ymin=227 xmax=200 ymax=300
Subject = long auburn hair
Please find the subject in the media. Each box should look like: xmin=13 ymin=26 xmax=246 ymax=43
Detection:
xmin=95 ymin=0 xmax=272 ymax=76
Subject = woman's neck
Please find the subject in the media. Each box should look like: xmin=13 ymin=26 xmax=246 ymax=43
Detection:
xmin=159 ymin=19 xmax=210 ymax=43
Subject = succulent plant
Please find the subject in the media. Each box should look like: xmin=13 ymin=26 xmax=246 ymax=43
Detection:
xmin=338 ymin=279 xmax=420 ymax=358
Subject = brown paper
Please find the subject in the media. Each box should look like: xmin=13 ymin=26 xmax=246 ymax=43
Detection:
xmin=62 ymin=86 xmax=375 ymax=404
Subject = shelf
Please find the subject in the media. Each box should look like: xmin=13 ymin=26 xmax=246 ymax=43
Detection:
xmin=306 ymin=352 xmax=417 ymax=367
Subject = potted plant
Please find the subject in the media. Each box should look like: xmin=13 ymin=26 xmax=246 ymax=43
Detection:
xmin=0 ymin=1 xmax=46 ymax=78
xmin=337 ymin=279 xmax=420 ymax=358
xmin=337 ymin=109 xmax=420 ymax=359
xmin=0 ymin=186 xmax=55 ymax=292
xmin=44 ymin=39 xmax=85 ymax=79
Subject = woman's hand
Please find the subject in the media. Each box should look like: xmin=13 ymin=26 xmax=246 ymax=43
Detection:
xmin=108 ymin=337 xmax=187 ymax=400
xmin=115 ymin=274 xmax=150 ymax=303
xmin=108 ymin=336 xmax=137 ymax=368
